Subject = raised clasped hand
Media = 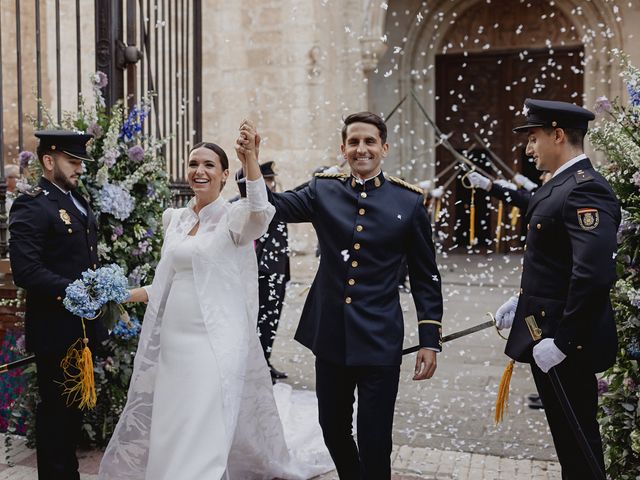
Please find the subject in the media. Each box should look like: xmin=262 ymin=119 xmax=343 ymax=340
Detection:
xmin=235 ymin=119 xmax=261 ymax=167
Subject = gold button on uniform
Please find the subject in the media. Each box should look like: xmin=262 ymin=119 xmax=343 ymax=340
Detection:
xmin=67 ymin=228 xmax=73 ymax=234
xmin=348 ymin=279 xmax=355 ymax=286
xmin=358 ymin=208 xmax=365 ymax=215
xmin=541 ymin=310 xmax=546 ymax=317
xmin=354 ymin=243 xmax=361 ymax=250
xmin=536 ymin=223 xmax=542 ymax=230
xmin=345 ymin=297 xmax=352 ymax=304
xmin=86 ymin=229 xmax=90 ymax=234
xmin=577 ymin=345 xmax=583 ymax=350
xmin=527 ymin=224 xmax=530 ymax=230
xmin=356 ymin=225 xmax=363 ymax=232
xmin=56 ymin=296 xmax=62 ymax=301
xmin=90 ymin=246 xmax=94 ymax=251
xmin=360 ymin=192 xmax=367 ymax=198
xmin=351 ymin=260 xmax=358 ymax=268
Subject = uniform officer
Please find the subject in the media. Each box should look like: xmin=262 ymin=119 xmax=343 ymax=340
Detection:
xmin=9 ymin=130 xmax=104 ymax=480
xmin=236 ymin=112 xmax=443 ymax=479
xmin=255 ymin=160 xmax=290 ymax=380
xmin=494 ymin=99 xmax=620 ymax=479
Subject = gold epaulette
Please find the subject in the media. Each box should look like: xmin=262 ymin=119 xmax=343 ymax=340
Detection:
xmin=387 ymin=176 xmax=424 ymax=195
xmin=315 ymin=172 xmax=348 ymax=180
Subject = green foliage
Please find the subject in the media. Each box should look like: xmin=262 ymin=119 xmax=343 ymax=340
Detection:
xmin=590 ymin=49 xmax=640 ymax=479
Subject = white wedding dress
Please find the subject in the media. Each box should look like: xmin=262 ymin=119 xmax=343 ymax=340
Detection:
xmin=98 ymin=178 xmax=333 ymax=480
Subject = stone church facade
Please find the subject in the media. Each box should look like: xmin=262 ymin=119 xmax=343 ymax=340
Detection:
xmin=1 ymin=1 xmax=639 ymax=250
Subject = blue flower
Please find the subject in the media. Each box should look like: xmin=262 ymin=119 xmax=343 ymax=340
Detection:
xmin=111 ymin=315 xmax=141 ymax=340
xmin=120 ymin=105 xmax=148 ymax=141
xmin=627 ymin=82 xmax=640 ymax=107
xmin=99 ymin=183 xmax=135 ymax=221
xmin=63 ymin=264 xmax=129 ymax=319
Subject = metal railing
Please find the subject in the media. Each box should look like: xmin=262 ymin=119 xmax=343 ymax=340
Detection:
xmin=0 ymin=0 xmax=203 ymax=257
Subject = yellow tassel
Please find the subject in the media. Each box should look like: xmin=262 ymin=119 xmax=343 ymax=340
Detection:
xmin=469 ymin=188 xmax=476 ymax=247
xmin=495 ymin=359 xmax=515 ymax=423
xmin=60 ymin=319 xmax=96 ymax=410
xmin=434 ymin=199 xmax=442 ymax=223
xmin=510 ymin=206 xmax=520 ymax=229
xmin=495 ymin=200 xmax=504 ymax=251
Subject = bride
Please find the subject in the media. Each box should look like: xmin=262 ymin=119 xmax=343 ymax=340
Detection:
xmin=98 ymin=123 xmax=333 ymax=479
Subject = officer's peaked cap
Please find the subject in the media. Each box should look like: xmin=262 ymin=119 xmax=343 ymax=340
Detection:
xmin=260 ymin=160 xmax=277 ymax=177
xmin=35 ymin=130 xmax=94 ymax=161
xmin=513 ymin=99 xmax=595 ymax=133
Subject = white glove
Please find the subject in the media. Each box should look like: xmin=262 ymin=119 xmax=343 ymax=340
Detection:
xmin=513 ymin=173 xmax=537 ymax=192
xmin=533 ymin=338 xmax=567 ymax=373
xmin=495 ymin=295 xmax=518 ymax=330
xmin=430 ymin=186 xmax=444 ymax=199
xmin=418 ymin=180 xmax=433 ymax=191
xmin=467 ymin=172 xmax=491 ymax=191
xmin=493 ymin=179 xmax=517 ymax=191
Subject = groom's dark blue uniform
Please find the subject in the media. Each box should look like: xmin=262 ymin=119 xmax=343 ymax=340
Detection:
xmin=268 ymin=170 xmax=443 ymax=479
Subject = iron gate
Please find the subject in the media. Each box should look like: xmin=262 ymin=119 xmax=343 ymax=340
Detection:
xmin=0 ymin=0 xmax=203 ymax=257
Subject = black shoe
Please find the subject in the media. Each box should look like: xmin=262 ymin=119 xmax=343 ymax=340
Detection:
xmin=269 ymin=364 xmax=288 ymax=379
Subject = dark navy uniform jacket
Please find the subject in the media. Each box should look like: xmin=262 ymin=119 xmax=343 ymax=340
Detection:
xmin=489 ymin=183 xmax=532 ymax=210
xmin=269 ymin=171 xmax=443 ymax=366
xmin=505 ymin=158 xmax=620 ymax=373
xmin=9 ymin=177 xmax=105 ymax=354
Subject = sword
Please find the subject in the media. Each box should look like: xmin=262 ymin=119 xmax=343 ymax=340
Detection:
xmin=547 ymin=367 xmax=606 ymax=480
xmin=402 ymin=317 xmax=498 ymax=355
xmin=0 ymin=355 xmax=35 ymax=374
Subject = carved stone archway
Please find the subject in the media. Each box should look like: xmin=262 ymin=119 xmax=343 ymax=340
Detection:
xmin=362 ymin=0 xmax=624 ymax=178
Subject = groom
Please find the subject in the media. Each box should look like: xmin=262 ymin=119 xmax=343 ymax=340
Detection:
xmin=237 ymin=113 xmax=443 ymax=479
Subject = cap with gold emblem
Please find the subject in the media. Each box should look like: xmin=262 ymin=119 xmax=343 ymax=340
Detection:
xmin=34 ymin=130 xmax=94 ymax=162
xmin=513 ymin=99 xmax=595 ymax=133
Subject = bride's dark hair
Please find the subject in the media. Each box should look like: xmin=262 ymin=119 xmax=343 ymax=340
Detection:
xmin=190 ymin=142 xmax=229 ymax=170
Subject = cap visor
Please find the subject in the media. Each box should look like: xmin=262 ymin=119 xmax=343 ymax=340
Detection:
xmin=62 ymin=150 xmax=94 ymax=162
xmin=512 ymin=122 xmax=545 ymax=133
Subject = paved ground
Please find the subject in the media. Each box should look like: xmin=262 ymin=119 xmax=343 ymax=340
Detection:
xmin=0 ymin=253 xmax=562 ymax=479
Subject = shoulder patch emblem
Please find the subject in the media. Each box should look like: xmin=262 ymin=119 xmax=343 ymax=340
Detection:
xmin=387 ymin=176 xmax=423 ymax=195
xmin=18 ymin=185 xmax=43 ymax=197
xmin=575 ymin=169 xmax=594 ymax=184
xmin=577 ymin=208 xmax=599 ymax=230
xmin=314 ymin=172 xmax=348 ymax=180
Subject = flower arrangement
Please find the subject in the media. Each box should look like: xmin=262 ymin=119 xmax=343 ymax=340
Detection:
xmin=63 ymin=264 xmax=130 ymax=329
xmin=7 ymin=71 xmax=170 ymax=447
xmin=590 ymin=49 xmax=640 ymax=479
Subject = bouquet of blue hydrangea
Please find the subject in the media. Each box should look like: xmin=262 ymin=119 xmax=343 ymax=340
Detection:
xmin=63 ymin=264 xmax=130 ymax=330
xmin=61 ymin=264 xmax=130 ymax=409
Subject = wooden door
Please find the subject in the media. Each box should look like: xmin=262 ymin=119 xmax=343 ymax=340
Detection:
xmin=434 ymin=46 xmax=584 ymax=252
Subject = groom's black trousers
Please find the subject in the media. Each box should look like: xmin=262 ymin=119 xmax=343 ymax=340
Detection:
xmin=315 ymin=357 xmax=400 ymax=480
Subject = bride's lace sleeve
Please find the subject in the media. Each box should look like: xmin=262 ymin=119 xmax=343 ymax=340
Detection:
xmin=228 ymin=177 xmax=275 ymax=246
